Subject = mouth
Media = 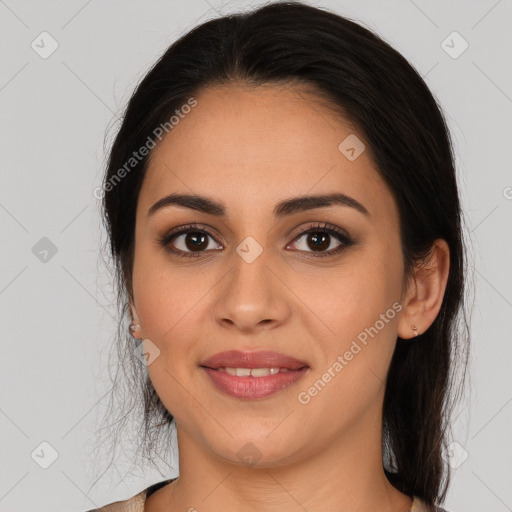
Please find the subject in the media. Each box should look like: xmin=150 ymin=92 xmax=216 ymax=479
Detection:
xmin=199 ymin=350 xmax=310 ymax=399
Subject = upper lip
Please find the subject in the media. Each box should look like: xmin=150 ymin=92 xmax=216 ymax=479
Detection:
xmin=200 ymin=350 xmax=309 ymax=370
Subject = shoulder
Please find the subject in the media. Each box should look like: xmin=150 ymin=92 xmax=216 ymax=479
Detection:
xmin=84 ymin=489 xmax=146 ymax=512
xmin=84 ymin=478 xmax=175 ymax=512
xmin=412 ymin=495 xmax=451 ymax=512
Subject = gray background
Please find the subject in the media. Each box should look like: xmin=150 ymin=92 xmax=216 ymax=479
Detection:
xmin=1 ymin=0 xmax=511 ymax=511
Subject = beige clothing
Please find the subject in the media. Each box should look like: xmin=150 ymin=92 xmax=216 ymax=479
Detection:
xmin=88 ymin=479 xmax=448 ymax=512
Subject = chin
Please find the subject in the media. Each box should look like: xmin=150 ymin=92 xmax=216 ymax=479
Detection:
xmin=209 ymin=434 xmax=306 ymax=470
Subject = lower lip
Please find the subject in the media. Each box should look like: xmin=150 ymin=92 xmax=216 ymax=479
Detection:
xmin=201 ymin=367 xmax=309 ymax=399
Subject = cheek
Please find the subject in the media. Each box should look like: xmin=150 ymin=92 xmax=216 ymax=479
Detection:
xmin=134 ymin=268 xmax=208 ymax=348
xmin=295 ymin=286 xmax=401 ymax=433
xmin=299 ymin=244 xmax=402 ymax=340
xmin=132 ymin=260 xmax=210 ymax=418
xmin=132 ymin=235 xmax=209 ymax=326
xmin=301 ymin=240 xmax=403 ymax=388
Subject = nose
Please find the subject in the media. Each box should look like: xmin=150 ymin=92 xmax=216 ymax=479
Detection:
xmin=211 ymin=246 xmax=291 ymax=334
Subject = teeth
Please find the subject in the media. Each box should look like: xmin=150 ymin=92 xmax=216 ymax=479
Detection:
xmin=251 ymin=367 xmax=275 ymax=377
xmin=220 ymin=367 xmax=285 ymax=377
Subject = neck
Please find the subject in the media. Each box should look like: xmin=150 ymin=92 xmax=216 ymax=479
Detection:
xmin=154 ymin=412 xmax=412 ymax=512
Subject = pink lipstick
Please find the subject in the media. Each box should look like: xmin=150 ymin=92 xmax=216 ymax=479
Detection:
xmin=200 ymin=350 xmax=309 ymax=399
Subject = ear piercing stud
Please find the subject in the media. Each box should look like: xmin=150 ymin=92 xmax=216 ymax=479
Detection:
xmin=129 ymin=323 xmax=141 ymax=340
xmin=411 ymin=324 xmax=419 ymax=337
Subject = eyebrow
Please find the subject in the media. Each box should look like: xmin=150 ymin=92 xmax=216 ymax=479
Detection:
xmin=147 ymin=192 xmax=370 ymax=219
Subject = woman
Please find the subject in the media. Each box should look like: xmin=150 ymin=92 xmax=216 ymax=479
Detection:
xmin=88 ymin=1 xmax=470 ymax=511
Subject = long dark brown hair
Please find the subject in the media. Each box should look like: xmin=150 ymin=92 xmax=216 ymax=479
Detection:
xmin=93 ymin=2 xmax=471 ymax=507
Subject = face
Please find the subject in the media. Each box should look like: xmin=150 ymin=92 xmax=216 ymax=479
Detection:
xmin=130 ymin=83 xmax=407 ymax=468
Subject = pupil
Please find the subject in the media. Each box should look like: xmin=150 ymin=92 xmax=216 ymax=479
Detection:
xmin=186 ymin=232 xmax=208 ymax=251
xmin=308 ymin=232 xmax=329 ymax=251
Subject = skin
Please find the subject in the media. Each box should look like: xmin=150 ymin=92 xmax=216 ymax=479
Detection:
xmin=129 ymin=83 xmax=450 ymax=512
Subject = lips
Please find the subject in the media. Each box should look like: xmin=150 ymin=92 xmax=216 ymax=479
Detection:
xmin=199 ymin=350 xmax=310 ymax=399
xmin=200 ymin=350 xmax=309 ymax=371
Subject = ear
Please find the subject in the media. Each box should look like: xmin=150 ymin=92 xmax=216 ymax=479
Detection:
xmin=397 ymin=239 xmax=450 ymax=339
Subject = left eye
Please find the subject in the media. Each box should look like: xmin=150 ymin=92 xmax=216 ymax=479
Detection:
xmin=289 ymin=229 xmax=343 ymax=253
xmin=286 ymin=225 xmax=353 ymax=257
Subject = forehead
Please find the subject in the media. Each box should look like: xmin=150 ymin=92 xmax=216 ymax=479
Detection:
xmin=139 ymin=83 xmax=395 ymax=222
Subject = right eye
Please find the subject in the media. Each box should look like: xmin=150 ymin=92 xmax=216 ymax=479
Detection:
xmin=158 ymin=224 xmax=223 ymax=258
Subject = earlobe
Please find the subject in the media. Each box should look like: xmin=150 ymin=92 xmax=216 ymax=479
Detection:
xmin=128 ymin=299 xmax=142 ymax=340
xmin=397 ymin=239 xmax=450 ymax=339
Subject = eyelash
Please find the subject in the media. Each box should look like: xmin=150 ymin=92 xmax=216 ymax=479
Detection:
xmin=157 ymin=222 xmax=354 ymax=259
